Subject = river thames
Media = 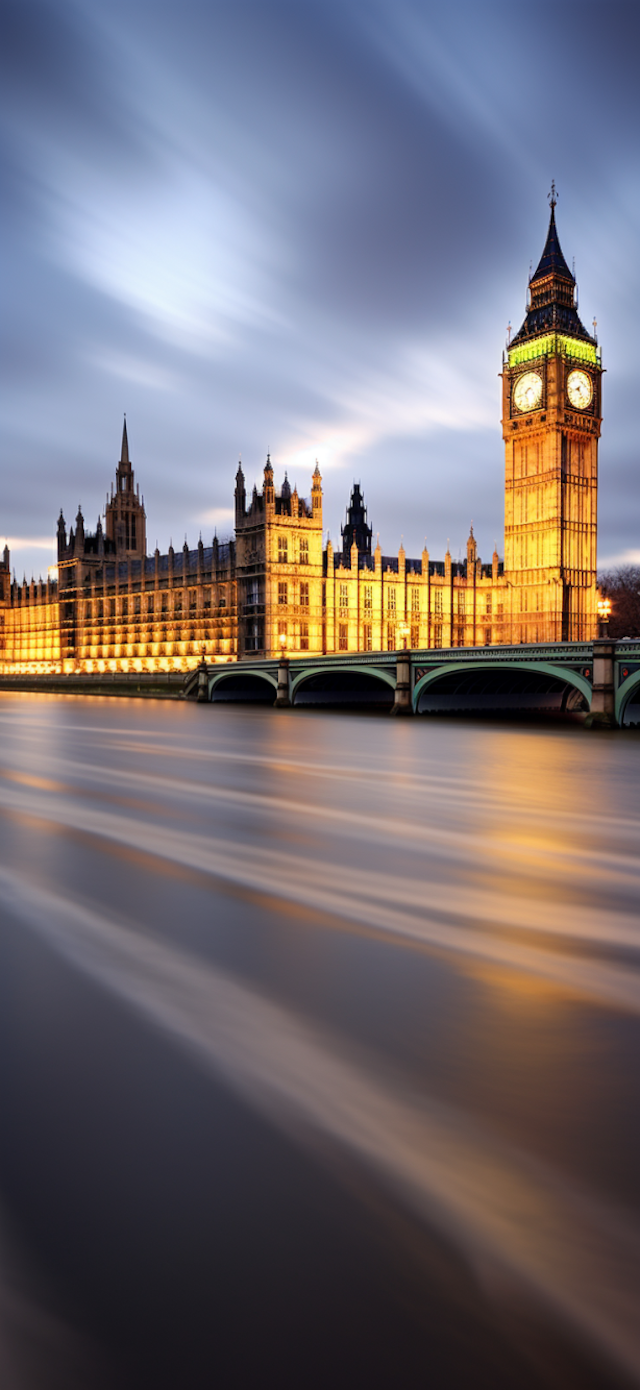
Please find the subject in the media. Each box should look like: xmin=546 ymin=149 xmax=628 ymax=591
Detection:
xmin=0 ymin=694 xmax=639 ymax=1388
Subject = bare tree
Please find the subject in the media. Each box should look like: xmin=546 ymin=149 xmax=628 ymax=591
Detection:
xmin=598 ymin=564 xmax=640 ymax=638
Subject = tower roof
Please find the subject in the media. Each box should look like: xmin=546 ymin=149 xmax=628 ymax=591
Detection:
xmin=120 ymin=417 xmax=130 ymax=467
xmin=341 ymin=481 xmax=372 ymax=558
xmin=530 ymin=202 xmax=573 ymax=285
xmin=510 ymin=191 xmax=594 ymax=348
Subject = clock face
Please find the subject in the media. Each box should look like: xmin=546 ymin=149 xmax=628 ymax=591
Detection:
xmin=567 ymin=368 xmax=593 ymax=410
xmin=513 ymin=371 xmax=543 ymax=413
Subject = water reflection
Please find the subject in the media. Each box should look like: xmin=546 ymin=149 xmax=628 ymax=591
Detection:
xmin=0 ymin=696 xmax=639 ymax=1387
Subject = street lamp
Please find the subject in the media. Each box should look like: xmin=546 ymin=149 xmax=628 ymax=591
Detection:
xmin=278 ymin=631 xmax=287 ymax=658
xmin=397 ymin=621 xmax=410 ymax=651
xmin=597 ymin=597 xmax=611 ymax=638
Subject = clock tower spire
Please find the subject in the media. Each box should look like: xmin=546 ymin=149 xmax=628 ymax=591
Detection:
xmin=502 ymin=190 xmax=602 ymax=643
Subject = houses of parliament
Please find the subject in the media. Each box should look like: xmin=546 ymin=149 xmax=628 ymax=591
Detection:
xmin=0 ymin=197 xmax=602 ymax=674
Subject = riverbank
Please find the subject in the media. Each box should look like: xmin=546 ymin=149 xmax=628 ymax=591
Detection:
xmin=0 ymin=670 xmax=187 ymax=698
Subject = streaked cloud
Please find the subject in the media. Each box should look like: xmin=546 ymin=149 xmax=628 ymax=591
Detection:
xmin=1 ymin=0 xmax=638 ymax=579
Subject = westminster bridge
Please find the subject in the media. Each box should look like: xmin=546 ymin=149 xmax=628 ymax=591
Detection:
xmin=186 ymin=639 xmax=640 ymax=727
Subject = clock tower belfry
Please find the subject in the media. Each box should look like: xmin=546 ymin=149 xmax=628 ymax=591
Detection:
xmin=502 ymin=188 xmax=602 ymax=643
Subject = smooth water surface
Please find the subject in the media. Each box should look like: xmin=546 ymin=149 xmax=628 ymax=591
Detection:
xmin=0 ymin=695 xmax=639 ymax=1388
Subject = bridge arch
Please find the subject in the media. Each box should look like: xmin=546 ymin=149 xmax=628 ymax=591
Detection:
xmin=413 ymin=661 xmax=592 ymax=716
xmin=616 ymin=669 xmax=640 ymax=726
xmin=291 ymin=663 xmax=395 ymax=707
xmin=209 ymin=668 xmax=278 ymax=702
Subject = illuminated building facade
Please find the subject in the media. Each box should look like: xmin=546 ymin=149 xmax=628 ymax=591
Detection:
xmin=0 ymin=197 xmax=602 ymax=673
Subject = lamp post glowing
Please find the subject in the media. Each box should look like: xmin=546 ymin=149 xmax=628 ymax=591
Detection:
xmin=597 ymin=596 xmax=611 ymax=638
xmin=397 ymin=621 xmax=410 ymax=651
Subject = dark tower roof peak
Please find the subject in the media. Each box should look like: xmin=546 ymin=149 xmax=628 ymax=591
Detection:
xmin=120 ymin=416 xmax=130 ymax=467
xmin=341 ymin=481 xmax=372 ymax=560
xmin=530 ymin=197 xmax=573 ymax=286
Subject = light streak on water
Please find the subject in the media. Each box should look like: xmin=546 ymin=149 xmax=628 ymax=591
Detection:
xmin=0 ymin=696 xmax=639 ymax=1386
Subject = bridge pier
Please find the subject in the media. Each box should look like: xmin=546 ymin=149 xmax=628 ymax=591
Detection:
xmin=586 ymin=638 xmax=616 ymax=728
xmin=391 ymin=651 xmax=413 ymax=716
xmin=274 ymin=657 xmax=291 ymax=708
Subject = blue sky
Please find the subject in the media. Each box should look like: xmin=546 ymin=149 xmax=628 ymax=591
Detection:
xmin=2 ymin=0 xmax=639 ymax=580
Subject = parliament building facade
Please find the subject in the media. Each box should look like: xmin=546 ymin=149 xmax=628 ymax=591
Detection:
xmin=0 ymin=198 xmax=602 ymax=673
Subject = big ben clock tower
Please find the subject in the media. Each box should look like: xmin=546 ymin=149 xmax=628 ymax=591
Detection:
xmin=502 ymin=186 xmax=602 ymax=643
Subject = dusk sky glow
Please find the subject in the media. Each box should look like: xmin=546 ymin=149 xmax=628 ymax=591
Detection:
xmin=2 ymin=0 xmax=639 ymax=582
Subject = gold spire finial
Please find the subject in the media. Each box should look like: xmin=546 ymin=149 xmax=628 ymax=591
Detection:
xmin=548 ymin=179 xmax=557 ymax=209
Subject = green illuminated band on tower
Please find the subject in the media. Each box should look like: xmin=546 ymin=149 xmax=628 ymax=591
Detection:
xmin=508 ymin=334 xmax=600 ymax=368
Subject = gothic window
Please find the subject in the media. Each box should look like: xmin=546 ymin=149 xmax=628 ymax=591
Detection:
xmin=278 ymin=581 xmax=288 ymax=606
xmin=484 ymin=629 xmax=491 ymax=646
xmin=134 ymin=595 xmax=141 ymax=614
xmin=411 ymin=625 xmax=419 ymax=648
xmin=300 ymin=622 xmax=309 ymax=651
xmin=386 ymin=626 xmax=395 ymax=651
xmin=219 ymin=588 xmax=227 ymax=608
xmin=174 ymin=595 xmax=182 ymax=615
xmin=161 ymin=593 xmax=168 ymax=612
xmin=121 ymin=597 xmax=128 ymax=617
xmin=434 ymin=589 xmax=443 ymax=614
xmin=300 ymin=581 xmax=309 ymax=608
xmin=147 ymin=595 xmax=154 ymax=615
xmin=278 ymin=536 xmax=288 ymax=564
xmin=363 ymin=624 xmax=372 ymax=652
xmin=189 ymin=588 xmax=197 ymax=610
xmin=363 ymin=585 xmax=372 ymax=612
xmin=485 ymin=597 xmax=492 ymax=615
xmin=204 ymin=587 xmax=212 ymax=610
xmin=98 ymin=601 xmax=104 ymax=619
xmin=387 ymin=588 xmax=396 ymax=613
xmin=338 ymin=623 xmax=348 ymax=651
xmin=457 ymin=593 xmax=465 ymax=616
xmin=299 ymin=538 xmax=309 ymax=565
xmin=434 ymin=624 xmax=443 ymax=648
xmin=339 ymin=584 xmax=348 ymax=609
xmin=109 ymin=599 xmax=116 ymax=618
xmin=411 ymin=588 xmax=420 ymax=612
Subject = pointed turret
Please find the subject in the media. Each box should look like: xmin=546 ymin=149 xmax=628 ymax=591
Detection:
xmin=311 ymin=460 xmax=322 ymax=519
xmin=466 ymin=525 xmax=477 ymax=568
xmin=235 ymin=461 xmax=246 ymax=524
xmin=263 ymin=453 xmax=274 ymax=511
xmin=106 ymin=418 xmax=147 ymax=558
xmin=57 ymin=510 xmax=67 ymax=560
xmin=120 ymin=416 xmax=130 ymax=467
